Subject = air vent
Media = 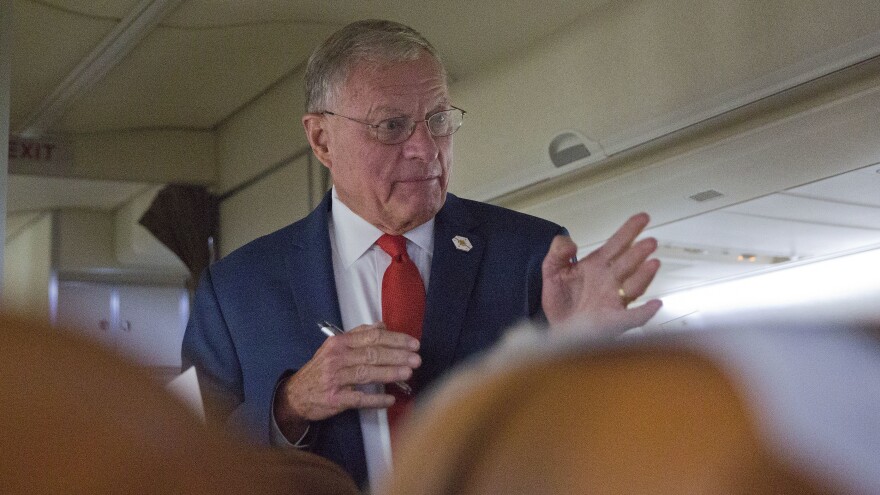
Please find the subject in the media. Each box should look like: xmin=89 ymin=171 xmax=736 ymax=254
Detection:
xmin=688 ymin=189 xmax=724 ymax=202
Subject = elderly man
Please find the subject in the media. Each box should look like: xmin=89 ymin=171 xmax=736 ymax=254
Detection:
xmin=183 ymin=19 xmax=661 ymax=489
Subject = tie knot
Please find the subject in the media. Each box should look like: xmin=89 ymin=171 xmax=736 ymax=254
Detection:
xmin=377 ymin=234 xmax=408 ymax=260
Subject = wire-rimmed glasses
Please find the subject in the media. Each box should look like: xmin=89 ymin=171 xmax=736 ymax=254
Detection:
xmin=323 ymin=107 xmax=465 ymax=145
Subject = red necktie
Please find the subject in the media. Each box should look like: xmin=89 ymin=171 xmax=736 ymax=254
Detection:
xmin=376 ymin=234 xmax=425 ymax=440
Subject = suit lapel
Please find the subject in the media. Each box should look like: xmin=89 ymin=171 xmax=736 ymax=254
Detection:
xmin=284 ymin=192 xmax=343 ymax=342
xmin=416 ymin=194 xmax=485 ymax=391
xmin=282 ymin=192 xmax=365 ymax=481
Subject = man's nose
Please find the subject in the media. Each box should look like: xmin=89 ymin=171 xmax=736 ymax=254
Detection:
xmin=402 ymin=120 xmax=439 ymax=162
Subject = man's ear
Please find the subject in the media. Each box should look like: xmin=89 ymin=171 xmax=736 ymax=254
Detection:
xmin=302 ymin=113 xmax=332 ymax=168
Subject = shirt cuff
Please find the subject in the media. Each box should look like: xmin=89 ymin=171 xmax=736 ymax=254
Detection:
xmin=270 ymin=375 xmax=311 ymax=448
xmin=271 ymin=413 xmax=311 ymax=448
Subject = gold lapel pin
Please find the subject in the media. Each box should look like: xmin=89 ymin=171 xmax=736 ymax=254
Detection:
xmin=452 ymin=235 xmax=473 ymax=252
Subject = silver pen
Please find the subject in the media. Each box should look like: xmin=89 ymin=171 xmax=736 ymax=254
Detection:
xmin=317 ymin=321 xmax=412 ymax=395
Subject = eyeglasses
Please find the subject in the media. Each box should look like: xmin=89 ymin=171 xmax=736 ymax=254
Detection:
xmin=323 ymin=107 xmax=465 ymax=145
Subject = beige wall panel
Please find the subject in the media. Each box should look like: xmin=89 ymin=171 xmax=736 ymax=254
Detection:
xmin=216 ymin=66 xmax=317 ymax=256
xmin=219 ymin=156 xmax=311 ymax=256
xmin=69 ymin=129 xmax=215 ymax=184
xmin=217 ymin=73 xmax=308 ymax=191
xmin=55 ymin=209 xmax=118 ymax=271
xmin=3 ymin=213 xmax=52 ymax=319
xmin=52 ymin=208 xmax=188 ymax=284
xmin=1 ymin=0 xmax=11 ymax=290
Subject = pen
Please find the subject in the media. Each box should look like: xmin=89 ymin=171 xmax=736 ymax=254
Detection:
xmin=317 ymin=321 xmax=412 ymax=395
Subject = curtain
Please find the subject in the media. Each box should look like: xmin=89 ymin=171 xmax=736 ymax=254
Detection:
xmin=139 ymin=184 xmax=219 ymax=291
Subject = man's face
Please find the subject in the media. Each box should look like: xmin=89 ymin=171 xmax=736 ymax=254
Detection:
xmin=307 ymin=54 xmax=453 ymax=234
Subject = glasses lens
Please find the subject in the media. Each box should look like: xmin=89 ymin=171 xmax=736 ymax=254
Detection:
xmin=375 ymin=117 xmax=415 ymax=144
xmin=371 ymin=109 xmax=464 ymax=144
xmin=427 ymin=109 xmax=464 ymax=137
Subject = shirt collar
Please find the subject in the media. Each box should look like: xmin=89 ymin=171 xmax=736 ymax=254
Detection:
xmin=331 ymin=188 xmax=435 ymax=268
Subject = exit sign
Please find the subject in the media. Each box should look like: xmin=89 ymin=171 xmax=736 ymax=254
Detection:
xmin=8 ymin=134 xmax=73 ymax=175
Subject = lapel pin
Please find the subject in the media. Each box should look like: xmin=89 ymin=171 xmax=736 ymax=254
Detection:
xmin=452 ymin=235 xmax=473 ymax=252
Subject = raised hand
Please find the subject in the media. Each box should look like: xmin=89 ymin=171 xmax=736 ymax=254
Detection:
xmin=541 ymin=213 xmax=662 ymax=338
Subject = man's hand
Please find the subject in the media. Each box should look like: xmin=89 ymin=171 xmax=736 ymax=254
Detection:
xmin=273 ymin=323 xmax=420 ymax=441
xmin=542 ymin=213 xmax=662 ymax=338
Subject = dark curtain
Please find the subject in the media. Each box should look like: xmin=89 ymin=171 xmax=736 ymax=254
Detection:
xmin=139 ymin=184 xmax=219 ymax=292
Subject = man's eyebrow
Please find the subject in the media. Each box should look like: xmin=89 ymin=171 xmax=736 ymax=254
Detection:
xmin=433 ymin=98 xmax=451 ymax=109
xmin=368 ymin=105 xmax=405 ymax=118
xmin=370 ymin=96 xmax=452 ymax=115
xmin=431 ymin=102 xmax=452 ymax=113
xmin=369 ymin=100 xmax=451 ymax=118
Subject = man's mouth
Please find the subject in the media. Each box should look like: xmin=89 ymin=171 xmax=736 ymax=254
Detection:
xmin=398 ymin=175 xmax=439 ymax=183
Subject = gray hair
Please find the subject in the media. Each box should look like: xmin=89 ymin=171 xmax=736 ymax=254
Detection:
xmin=304 ymin=19 xmax=446 ymax=113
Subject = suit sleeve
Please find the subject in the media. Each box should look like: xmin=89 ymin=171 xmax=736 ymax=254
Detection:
xmin=181 ymin=268 xmax=245 ymax=429
xmin=530 ymin=225 xmax=570 ymax=323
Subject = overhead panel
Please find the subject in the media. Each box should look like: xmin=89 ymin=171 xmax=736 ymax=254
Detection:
xmin=10 ymin=0 xmax=118 ymax=129
xmin=60 ymin=21 xmax=336 ymax=131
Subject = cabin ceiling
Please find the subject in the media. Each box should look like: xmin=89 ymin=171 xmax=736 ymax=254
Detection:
xmin=10 ymin=0 xmax=612 ymax=135
xmin=8 ymin=0 xmax=612 ymax=208
xmin=643 ymin=162 xmax=880 ymax=297
xmin=6 ymin=0 xmax=880 ymax=300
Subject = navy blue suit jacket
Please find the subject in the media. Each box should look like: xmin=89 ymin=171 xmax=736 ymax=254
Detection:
xmin=182 ymin=192 xmax=565 ymax=486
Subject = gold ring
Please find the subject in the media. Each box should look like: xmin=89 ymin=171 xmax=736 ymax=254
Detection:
xmin=618 ymin=287 xmax=629 ymax=304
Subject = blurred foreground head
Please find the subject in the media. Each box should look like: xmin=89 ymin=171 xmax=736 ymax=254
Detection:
xmin=0 ymin=315 xmax=359 ymax=495
xmin=382 ymin=322 xmax=880 ymax=495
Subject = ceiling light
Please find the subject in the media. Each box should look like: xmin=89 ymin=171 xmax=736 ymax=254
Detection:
xmin=652 ymin=245 xmax=880 ymax=328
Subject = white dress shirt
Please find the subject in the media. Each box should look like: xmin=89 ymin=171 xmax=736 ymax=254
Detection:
xmin=329 ymin=189 xmax=433 ymax=488
xmin=272 ymin=188 xmax=433 ymax=490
